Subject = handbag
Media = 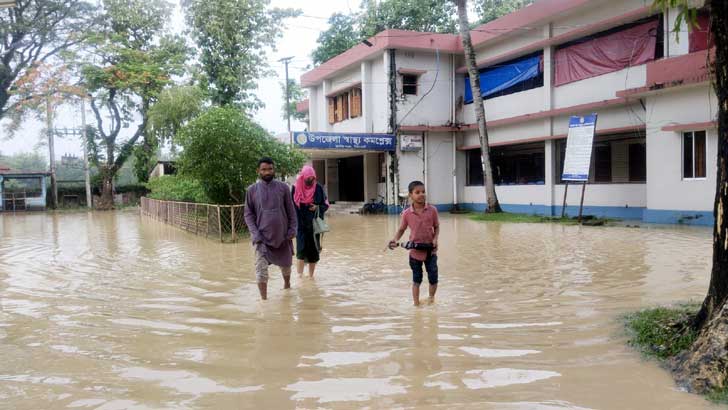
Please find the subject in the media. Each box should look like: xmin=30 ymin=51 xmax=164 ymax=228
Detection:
xmin=312 ymin=206 xmax=330 ymax=234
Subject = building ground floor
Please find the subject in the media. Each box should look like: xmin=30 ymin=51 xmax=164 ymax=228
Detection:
xmin=299 ymin=86 xmax=717 ymax=226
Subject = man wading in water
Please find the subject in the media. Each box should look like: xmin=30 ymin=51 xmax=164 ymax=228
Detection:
xmin=244 ymin=157 xmax=297 ymax=300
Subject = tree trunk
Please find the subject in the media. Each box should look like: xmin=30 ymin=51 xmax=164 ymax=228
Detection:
xmin=97 ymin=167 xmax=115 ymax=210
xmin=674 ymin=0 xmax=728 ymax=393
xmin=454 ymin=0 xmax=501 ymax=213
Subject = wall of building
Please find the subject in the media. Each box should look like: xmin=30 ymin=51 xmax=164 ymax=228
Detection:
xmin=553 ymin=66 xmax=647 ymax=108
xmin=364 ymin=153 xmax=380 ymax=202
xmin=425 ymin=132 xmax=455 ymax=206
xmin=396 ymin=50 xmax=454 ymax=127
xmin=645 ymin=86 xmax=717 ymax=219
xmin=551 ymin=0 xmax=647 ymax=37
xmin=462 ymin=86 xmax=546 ymax=125
xmin=370 ymin=55 xmax=389 ymax=132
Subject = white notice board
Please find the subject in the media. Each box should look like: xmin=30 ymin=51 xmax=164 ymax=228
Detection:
xmin=561 ymin=114 xmax=598 ymax=182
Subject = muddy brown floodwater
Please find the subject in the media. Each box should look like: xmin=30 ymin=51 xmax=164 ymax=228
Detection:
xmin=0 ymin=210 xmax=722 ymax=409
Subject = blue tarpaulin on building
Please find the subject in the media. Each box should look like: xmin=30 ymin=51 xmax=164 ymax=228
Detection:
xmin=464 ymin=55 xmax=541 ymax=103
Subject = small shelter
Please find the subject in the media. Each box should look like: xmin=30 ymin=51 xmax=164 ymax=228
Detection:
xmin=0 ymin=167 xmax=50 ymax=211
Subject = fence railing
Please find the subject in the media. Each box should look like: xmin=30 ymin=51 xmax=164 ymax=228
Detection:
xmin=140 ymin=197 xmax=246 ymax=242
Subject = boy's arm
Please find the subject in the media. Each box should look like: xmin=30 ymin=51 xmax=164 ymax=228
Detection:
xmin=389 ymin=214 xmax=408 ymax=247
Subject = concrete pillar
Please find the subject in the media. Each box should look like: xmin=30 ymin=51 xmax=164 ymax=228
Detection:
xmin=309 ymin=86 xmax=318 ymax=131
xmin=322 ymin=80 xmax=331 ymax=132
xmin=544 ymin=140 xmax=555 ymax=216
xmin=361 ymin=61 xmax=373 ymax=133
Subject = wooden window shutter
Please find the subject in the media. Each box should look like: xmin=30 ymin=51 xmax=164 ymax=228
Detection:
xmin=343 ymin=92 xmax=349 ymax=120
xmin=351 ymin=89 xmax=361 ymax=117
xmin=328 ymin=98 xmax=335 ymax=124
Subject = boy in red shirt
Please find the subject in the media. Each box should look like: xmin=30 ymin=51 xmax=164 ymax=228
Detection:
xmin=389 ymin=180 xmax=440 ymax=306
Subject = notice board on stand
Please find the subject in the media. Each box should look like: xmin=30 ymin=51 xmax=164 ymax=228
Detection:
xmin=561 ymin=114 xmax=598 ymax=221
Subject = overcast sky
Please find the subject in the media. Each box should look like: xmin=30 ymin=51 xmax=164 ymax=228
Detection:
xmin=0 ymin=0 xmax=356 ymax=158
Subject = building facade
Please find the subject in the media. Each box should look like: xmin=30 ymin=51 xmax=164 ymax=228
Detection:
xmin=299 ymin=0 xmax=716 ymax=225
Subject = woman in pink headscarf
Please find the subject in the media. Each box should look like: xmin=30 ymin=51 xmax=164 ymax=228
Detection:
xmin=292 ymin=165 xmax=329 ymax=278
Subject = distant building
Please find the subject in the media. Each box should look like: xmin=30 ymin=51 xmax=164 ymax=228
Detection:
xmin=0 ymin=167 xmax=50 ymax=211
xmin=149 ymin=161 xmax=177 ymax=179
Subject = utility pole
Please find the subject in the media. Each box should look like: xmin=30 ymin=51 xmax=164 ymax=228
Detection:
xmin=46 ymin=96 xmax=58 ymax=209
xmin=279 ymin=56 xmax=294 ymax=144
xmin=80 ymin=98 xmax=92 ymax=209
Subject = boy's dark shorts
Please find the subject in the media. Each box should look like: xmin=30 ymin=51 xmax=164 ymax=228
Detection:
xmin=409 ymin=254 xmax=438 ymax=285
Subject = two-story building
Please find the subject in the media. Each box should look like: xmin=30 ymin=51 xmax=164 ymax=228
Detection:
xmin=298 ymin=0 xmax=716 ymax=225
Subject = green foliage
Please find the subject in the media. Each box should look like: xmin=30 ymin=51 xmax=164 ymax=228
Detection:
xmin=182 ymin=0 xmax=300 ymax=109
xmin=132 ymin=143 xmax=156 ymax=183
xmin=280 ymin=79 xmax=308 ymax=122
xmin=624 ymin=305 xmax=699 ymax=360
xmin=0 ymin=152 xmax=47 ymax=171
xmin=147 ymin=85 xmax=205 ymax=148
xmin=177 ymin=107 xmax=307 ymax=204
xmin=359 ymin=0 xmax=458 ymax=38
xmin=0 ymin=0 xmax=99 ymax=119
xmin=651 ymin=0 xmax=699 ymax=41
xmin=474 ymin=0 xmax=535 ymax=25
xmin=312 ymin=13 xmax=360 ymax=65
xmin=146 ymin=175 xmax=209 ymax=203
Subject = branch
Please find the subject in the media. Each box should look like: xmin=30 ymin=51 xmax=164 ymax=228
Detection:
xmin=88 ymin=95 xmax=109 ymax=140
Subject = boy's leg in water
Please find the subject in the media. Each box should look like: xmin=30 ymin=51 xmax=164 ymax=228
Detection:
xmin=426 ymin=255 xmax=439 ymax=303
xmin=409 ymin=257 xmax=424 ymax=306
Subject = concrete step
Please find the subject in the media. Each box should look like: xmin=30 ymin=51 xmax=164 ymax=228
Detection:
xmin=327 ymin=202 xmax=364 ymax=215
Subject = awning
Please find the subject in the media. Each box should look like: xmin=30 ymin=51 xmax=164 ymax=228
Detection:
xmin=293 ymin=131 xmax=395 ymax=151
xmin=464 ymin=54 xmax=541 ymax=104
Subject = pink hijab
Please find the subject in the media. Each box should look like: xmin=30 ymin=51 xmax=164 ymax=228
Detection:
xmin=294 ymin=165 xmax=317 ymax=207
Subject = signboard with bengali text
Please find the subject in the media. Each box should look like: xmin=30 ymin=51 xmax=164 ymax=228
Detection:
xmin=561 ymin=114 xmax=598 ymax=182
xmin=293 ymin=132 xmax=395 ymax=151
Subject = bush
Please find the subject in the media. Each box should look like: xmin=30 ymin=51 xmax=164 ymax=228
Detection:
xmin=146 ymin=175 xmax=209 ymax=203
xmin=177 ymin=107 xmax=306 ymax=204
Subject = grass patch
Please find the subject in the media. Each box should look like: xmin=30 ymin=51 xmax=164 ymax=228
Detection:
xmin=624 ymin=304 xmax=728 ymax=405
xmin=468 ymin=212 xmax=614 ymax=225
xmin=624 ymin=304 xmax=699 ymax=360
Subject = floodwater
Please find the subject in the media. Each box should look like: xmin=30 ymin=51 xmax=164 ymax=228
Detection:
xmin=0 ymin=210 xmax=722 ymax=410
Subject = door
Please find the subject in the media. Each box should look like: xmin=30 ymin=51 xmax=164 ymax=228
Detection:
xmin=337 ymin=156 xmax=364 ymax=202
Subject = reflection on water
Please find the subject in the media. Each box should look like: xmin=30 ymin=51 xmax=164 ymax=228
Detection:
xmin=0 ymin=210 xmax=721 ymax=409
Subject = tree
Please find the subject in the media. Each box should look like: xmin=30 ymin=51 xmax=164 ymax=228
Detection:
xmin=182 ymin=0 xmax=299 ymax=109
xmin=359 ymin=0 xmax=458 ymax=39
xmin=82 ymin=0 xmax=188 ymax=209
xmin=474 ymin=0 xmax=535 ymax=25
xmin=0 ymin=0 xmax=98 ymax=120
xmin=311 ymin=13 xmax=360 ymax=65
xmin=280 ymin=79 xmax=307 ymax=123
xmin=651 ymin=0 xmax=728 ymax=395
xmin=177 ymin=107 xmax=306 ymax=205
xmin=454 ymin=0 xmax=501 ymax=213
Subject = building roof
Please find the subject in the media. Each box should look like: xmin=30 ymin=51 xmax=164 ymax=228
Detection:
xmin=301 ymin=0 xmax=600 ymax=87
xmin=0 ymin=167 xmax=50 ymax=176
xmin=301 ymin=29 xmax=461 ymax=87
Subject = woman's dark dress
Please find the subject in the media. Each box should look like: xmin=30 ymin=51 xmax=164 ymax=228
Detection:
xmin=292 ymin=183 xmax=329 ymax=263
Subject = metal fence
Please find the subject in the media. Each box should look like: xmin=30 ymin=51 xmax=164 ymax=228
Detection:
xmin=140 ymin=197 xmax=246 ymax=242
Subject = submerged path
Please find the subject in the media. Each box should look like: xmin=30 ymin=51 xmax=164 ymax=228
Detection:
xmin=0 ymin=210 xmax=720 ymax=409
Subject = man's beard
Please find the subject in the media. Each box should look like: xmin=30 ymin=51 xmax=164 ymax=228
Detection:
xmin=261 ymin=174 xmax=274 ymax=182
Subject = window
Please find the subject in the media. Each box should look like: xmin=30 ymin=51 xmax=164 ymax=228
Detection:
xmin=683 ymin=130 xmax=707 ymax=179
xmin=593 ymin=145 xmax=612 ymax=182
xmin=628 ymin=143 xmax=646 ymax=182
xmin=402 ymin=74 xmax=418 ymax=95
xmin=689 ymin=11 xmax=712 ymax=53
xmin=464 ymin=52 xmax=543 ymax=103
xmin=492 ymin=143 xmax=545 ymax=185
xmin=556 ymin=132 xmax=646 ymax=184
xmin=327 ymin=88 xmax=361 ymax=124
xmin=466 ymin=149 xmax=484 ymax=186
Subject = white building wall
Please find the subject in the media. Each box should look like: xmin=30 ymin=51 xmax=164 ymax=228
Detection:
xmin=473 ymin=30 xmax=547 ymax=63
xmin=553 ymin=66 xmax=647 ymax=108
xmin=551 ymin=0 xmax=647 ymax=37
xmin=462 ymin=87 xmax=546 ymax=124
xmin=646 ymin=86 xmax=717 ymax=212
xmin=425 ymin=132 xmax=454 ymax=206
xmin=396 ymin=50 xmax=454 ymax=127
xmin=371 ymin=55 xmax=389 ymax=132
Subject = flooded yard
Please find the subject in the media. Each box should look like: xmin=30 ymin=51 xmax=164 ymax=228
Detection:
xmin=0 ymin=210 xmax=721 ymax=409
